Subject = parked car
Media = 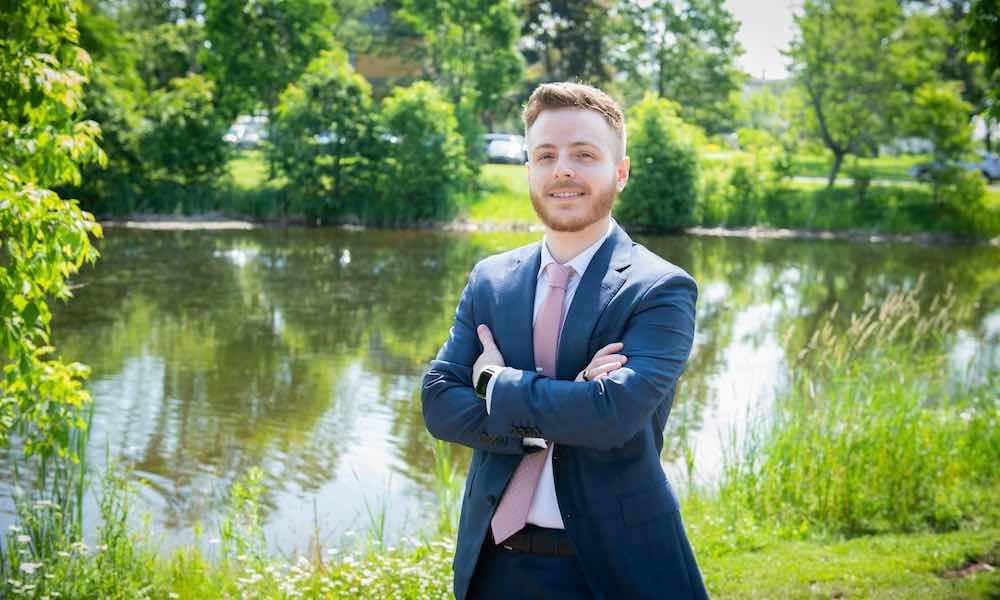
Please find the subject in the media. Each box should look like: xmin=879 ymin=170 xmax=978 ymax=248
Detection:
xmin=908 ymin=150 xmax=1000 ymax=182
xmin=483 ymin=133 xmax=527 ymax=164
xmin=223 ymin=114 xmax=269 ymax=149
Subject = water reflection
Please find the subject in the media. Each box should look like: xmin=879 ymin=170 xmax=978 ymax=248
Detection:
xmin=1 ymin=228 xmax=995 ymax=553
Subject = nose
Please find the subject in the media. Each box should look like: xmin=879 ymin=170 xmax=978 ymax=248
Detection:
xmin=553 ymin=154 xmax=575 ymax=179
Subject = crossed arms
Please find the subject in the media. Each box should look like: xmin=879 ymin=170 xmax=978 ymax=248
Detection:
xmin=421 ymin=268 xmax=697 ymax=453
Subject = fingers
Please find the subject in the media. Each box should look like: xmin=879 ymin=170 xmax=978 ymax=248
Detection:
xmin=588 ymin=361 xmax=622 ymax=380
xmin=592 ymin=342 xmax=624 ymax=359
xmin=477 ymin=324 xmax=497 ymax=350
xmin=591 ymin=354 xmax=627 ymax=368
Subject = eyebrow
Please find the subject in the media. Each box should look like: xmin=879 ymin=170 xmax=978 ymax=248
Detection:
xmin=533 ymin=142 xmax=601 ymax=151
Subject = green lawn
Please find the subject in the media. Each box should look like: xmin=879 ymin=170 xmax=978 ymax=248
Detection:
xmin=788 ymin=154 xmax=929 ymax=182
xmin=704 ymin=528 xmax=1000 ymax=599
xmin=227 ymin=149 xmax=286 ymax=189
xmin=461 ymin=163 xmax=537 ymax=223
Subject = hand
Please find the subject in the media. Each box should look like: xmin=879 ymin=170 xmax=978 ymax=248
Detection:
xmin=472 ymin=325 xmax=505 ymax=387
xmin=575 ymin=342 xmax=627 ymax=382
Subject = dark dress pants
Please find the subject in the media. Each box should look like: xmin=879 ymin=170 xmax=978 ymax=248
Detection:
xmin=467 ymin=533 xmax=593 ymax=600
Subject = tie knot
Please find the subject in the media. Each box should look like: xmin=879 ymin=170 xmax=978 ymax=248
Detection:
xmin=547 ymin=263 xmax=574 ymax=289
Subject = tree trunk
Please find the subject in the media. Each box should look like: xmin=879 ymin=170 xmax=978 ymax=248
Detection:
xmin=827 ymin=150 xmax=844 ymax=188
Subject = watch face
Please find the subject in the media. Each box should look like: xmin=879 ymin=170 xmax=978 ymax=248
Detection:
xmin=475 ymin=369 xmax=490 ymax=398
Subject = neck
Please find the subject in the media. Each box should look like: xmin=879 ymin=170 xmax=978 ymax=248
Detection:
xmin=545 ymin=217 xmax=610 ymax=264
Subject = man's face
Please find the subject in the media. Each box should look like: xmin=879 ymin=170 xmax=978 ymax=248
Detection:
xmin=526 ymin=108 xmax=629 ymax=233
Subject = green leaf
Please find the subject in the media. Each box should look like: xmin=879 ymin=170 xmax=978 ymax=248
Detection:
xmin=22 ymin=302 xmax=39 ymax=328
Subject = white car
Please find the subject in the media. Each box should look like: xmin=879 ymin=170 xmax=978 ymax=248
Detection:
xmin=483 ymin=133 xmax=527 ymax=164
xmin=909 ymin=150 xmax=1000 ymax=182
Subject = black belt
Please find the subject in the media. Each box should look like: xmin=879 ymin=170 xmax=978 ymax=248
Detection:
xmin=496 ymin=525 xmax=576 ymax=557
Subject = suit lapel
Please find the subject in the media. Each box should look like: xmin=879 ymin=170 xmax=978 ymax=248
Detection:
xmin=501 ymin=243 xmax=541 ymax=373
xmin=556 ymin=224 xmax=633 ymax=380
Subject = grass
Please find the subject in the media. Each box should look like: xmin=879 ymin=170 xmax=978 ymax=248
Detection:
xmin=715 ymin=282 xmax=998 ymax=538
xmin=706 ymin=529 xmax=1000 ymax=599
xmin=459 ymin=163 xmax=537 ymax=224
xmin=787 ymin=154 xmax=929 ymax=182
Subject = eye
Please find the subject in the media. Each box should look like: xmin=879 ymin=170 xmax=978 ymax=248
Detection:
xmin=536 ymin=153 xmax=555 ymax=161
xmin=578 ymin=152 xmax=595 ymax=159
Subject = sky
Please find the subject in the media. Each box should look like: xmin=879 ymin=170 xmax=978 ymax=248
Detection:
xmin=725 ymin=0 xmax=799 ymax=80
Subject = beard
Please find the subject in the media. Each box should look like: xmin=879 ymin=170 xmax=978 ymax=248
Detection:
xmin=529 ymin=175 xmax=617 ymax=233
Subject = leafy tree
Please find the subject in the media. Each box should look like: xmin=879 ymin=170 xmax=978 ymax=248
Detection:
xmin=521 ymin=0 xmax=612 ymax=86
xmin=905 ymin=81 xmax=985 ymax=213
xmin=72 ymin=0 xmax=148 ymax=212
xmin=907 ymin=81 xmax=975 ymax=162
xmin=787 ymin=0 xmax=940 ymax=186
xmin=897 ymin=1 xmax=997 ymax=149
xmin=397 ymin=0 xmax=522 ymax=119
xmin=394 ymin=0 xmax=523 ymax=177
xmin=965 ymin=0 xmax=1000 ymax=126
xmin=130 ymin=20 xmax=205 ymax=92
xmin=610 ymin=0 xmax=745 ymax=134
xmin=0 ymin=0 xmax=102 ymax=467
xmin=202 ymin=0 xmax=337 ymax=118
xmin=373 ymin=81 xmax=470 ymax=225
xmin=615 ymin=94 xmax=700 ymax=232
xmin=267 ymin=48 xmax=376 ymax=222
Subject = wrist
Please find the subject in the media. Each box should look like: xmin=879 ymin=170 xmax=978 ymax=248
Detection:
xmin=475 ymin=365 xmax=504 ymax=399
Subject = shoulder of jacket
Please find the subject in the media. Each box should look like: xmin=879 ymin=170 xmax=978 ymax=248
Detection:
xmin=471 ymin=241 xmax=538 ymax=277
xmin=630 ymin=243 xmax=696 ymax=288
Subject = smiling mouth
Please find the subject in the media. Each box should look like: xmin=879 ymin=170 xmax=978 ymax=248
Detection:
xmin=548 ymin=191 xmax=586 ymax=199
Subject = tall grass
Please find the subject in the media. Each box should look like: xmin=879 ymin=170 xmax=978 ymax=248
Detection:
xmin=711 ymin=278 xmax=1000 ymax=541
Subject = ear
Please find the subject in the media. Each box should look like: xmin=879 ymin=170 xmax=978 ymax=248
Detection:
xmin=615 ymin=155 xmax=630 ymax=192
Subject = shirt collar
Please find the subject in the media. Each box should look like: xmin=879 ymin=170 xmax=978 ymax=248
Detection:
xmin=538 ymin=217 xmax=615 ymax=281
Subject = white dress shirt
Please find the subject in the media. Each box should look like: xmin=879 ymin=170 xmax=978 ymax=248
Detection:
xmin=485 ymin=217 xmax=614 ymax=529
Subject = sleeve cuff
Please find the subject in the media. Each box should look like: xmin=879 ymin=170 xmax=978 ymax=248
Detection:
xmin=484 ymin=366 xmax=507 ymax=414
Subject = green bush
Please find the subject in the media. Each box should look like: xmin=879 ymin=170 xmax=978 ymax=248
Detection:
xmin=140 ymin=73 xmax=231 ymax=188
xmin=736 ymin=127 xmax=779 ymax=153
xmin=268 ymin=48 xmax=377 ymax=223
xmin=697 ymin=148 xmax=787 ymax=227
xmin=370 ymin=81 xmax=470 ymax=226
xmin=615 ymin=93 xmax=700 ymax=232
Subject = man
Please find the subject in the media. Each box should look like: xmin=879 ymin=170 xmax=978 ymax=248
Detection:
xmin=422 ymin=82 xmax=707 ymax=599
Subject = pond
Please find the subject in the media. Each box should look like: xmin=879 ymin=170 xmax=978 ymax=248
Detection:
xmin=2 ymin=227 xmax=996 ymax=555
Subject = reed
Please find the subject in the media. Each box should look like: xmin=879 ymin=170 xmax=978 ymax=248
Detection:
xmin=711 ymin=278 xmax=1000 ymax=539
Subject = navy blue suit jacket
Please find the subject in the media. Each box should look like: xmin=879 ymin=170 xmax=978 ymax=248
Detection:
xmin=422 ymin=223 xmax=708 ymax=599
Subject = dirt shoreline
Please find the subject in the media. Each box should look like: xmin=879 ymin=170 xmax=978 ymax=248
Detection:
xmin=99 ymin=214 xmax=998 ymax=245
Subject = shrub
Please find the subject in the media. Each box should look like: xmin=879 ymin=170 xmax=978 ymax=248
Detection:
xmin=370 ymin=81 xmax=470 ymax=226
xmin=698 ymin=148 xmax=787 ymax=227
xmin=267 ymin=48 xmax=376 ymax=223
xmin=140 ymin=73 xmax=231 ymax=188
xmin=615 ymin=93 xmax=700 ymax=232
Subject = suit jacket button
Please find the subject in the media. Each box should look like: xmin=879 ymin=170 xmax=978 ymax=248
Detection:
xmin=486 ymin=495 xmax=496 ymax=506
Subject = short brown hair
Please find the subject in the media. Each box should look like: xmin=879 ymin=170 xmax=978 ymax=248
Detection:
xmin=522 ymin=82 xmax=627 ymax=158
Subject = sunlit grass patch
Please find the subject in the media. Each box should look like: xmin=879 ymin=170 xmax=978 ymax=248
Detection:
xmin=460 ymin=164 xmax=536 ymax=224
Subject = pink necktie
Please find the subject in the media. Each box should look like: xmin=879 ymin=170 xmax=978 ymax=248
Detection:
xmin=491 ymin=262 xmax=574 ymax=544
